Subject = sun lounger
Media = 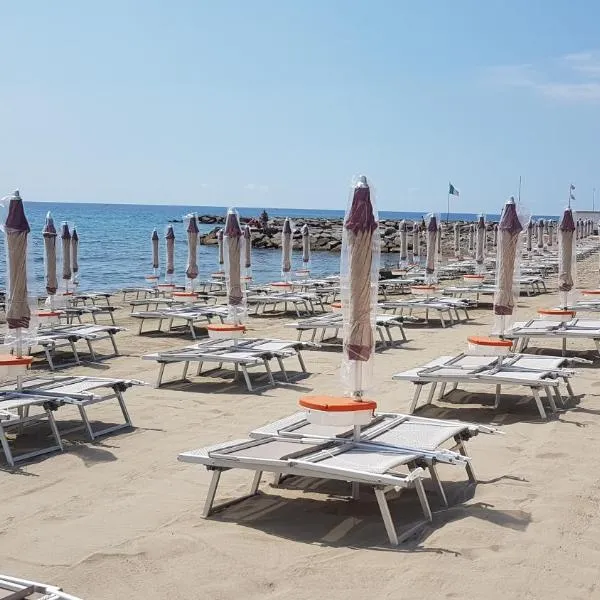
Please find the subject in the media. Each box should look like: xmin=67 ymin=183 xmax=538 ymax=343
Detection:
xmin=289 ymin=313 xmax=407 ymax=344
xmin=70 ymin=291 xmax=113 ymax=306
xmin=247 ymin=292 xmax=326 ymax=317
xmin=0 ymin=394 xmax=63 ymax=467
xmin=392 ymin=353 xmax=579 ymax=418
xmin=131 ymin=306 xmax=228 ymax=338
xmin=380 ymin=298 xmax=471 ymax=325
xmin=120 ymin=286 xmax=158 ymax=301
xmin=506 ymin=318 xmax=600 ymax=356
xmin=180 ymin=411 xmax=496 ymax=545
xmin=0 ymin=574 xmax=83 ymax=599
xmin=62 ymin=305 xmax=118 ymax=325
xmin=143 ymin=338 xmax=310 ymax=391
xmin=0 ymin=375 xmax=142 ymax=442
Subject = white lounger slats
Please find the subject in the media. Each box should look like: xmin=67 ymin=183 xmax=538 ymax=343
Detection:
xmin=0 ymin=574 xmax=83 ymax=599
xmin=131 ymin=306 xmax=227 ymax=338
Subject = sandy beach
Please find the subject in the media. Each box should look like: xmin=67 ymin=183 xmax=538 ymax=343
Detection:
xmin=2 ymin=251 xmax=600 ymax=600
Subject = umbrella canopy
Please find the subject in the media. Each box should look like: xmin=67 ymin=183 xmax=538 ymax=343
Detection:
xmin=558 ymin=208 xmax=576 ymax=307
xmin=61 ymin=223 xmax=72 ymax=283
xmin=281 ymin=218 xmax=293 ymax=281
xmin=42 ymin=212 xmax=58 ymax=296
xmin=399 ymin=220 xmax=407 ymax=263
xmin=185 ymin=215 xmax=199 ymax=284
xmin=71 ymin=227 xmax=79 ymax=282
xmin=217 ymin=228 xmax=224 ymax=268
xmin=244 ymin=225 xmax=252 ymax=270
xmin=412 ymin=222 xmax=420 ymax=262
xmin=493 ymin=197 xmax=523 ymax=334
xmin=536 ymin=219 xmax=544 ymax=249
xmin=224 ymin=208 xmax=245 ymax=324
xmin=453 ymin=222 xmax=461 ymax=257
xmin=475 ymin=215 xmax=486 ymax=271
xmin=4 ymin=191 xmax=31 ymax=332
xmin=165 ymin=224 xmax=175 ymax=278
xmin=468 ymin=224 xmax=475 ymax=254
xmin=425 ymin=214 xmax=438 ymax=283
xmin=526 ymin=219 xmax=533 ymax=252
xmin=151 ymin=229 xmax=159 ymax=270
xmin=341 ymin=176 xmax=379 ymax=397
xmin=301 ymin=224 xmax=311 ymax=265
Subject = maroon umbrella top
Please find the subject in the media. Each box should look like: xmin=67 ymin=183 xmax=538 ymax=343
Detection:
xmin=346 ymin=182 xmax=377 ymax=235
xmin=427 ymin=214 xmax=438 ymax=233
xmin=187 ymin=216 xmax=199 ymax=235
xmin=498 ymin=198 xmax=523 ymax=234
xmin=166 ymin=224 xmax=175 ymax=239
xmin=152 ymin=229 xmax=159 ymax=241
xmin=477 ymin=215 xmax=485 ymax=229
xmin=282 ymin=218 xmax=292 ymax=235
xmin=61 ymin=222 xmax=71 ymax=240
xmin=43 ymin=212 xmax=56 ymax=237
xmin=399 ymin=219 xmax=407 ymax=232
xmin=225 ymin=210 xmax=243 ymax=237
xmin=72 ymin=228 xmax=78 ymax=242
xmin=559 ymin=208 xmax=575 ymax=231
xmin=5 ymin=192 xmax=30 ymax=233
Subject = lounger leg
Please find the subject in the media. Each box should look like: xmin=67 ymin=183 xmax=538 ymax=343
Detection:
xmin=414 ymin=478 xmax=433 ymax=521
xmin=115 ymin=388 xmax=133 ymax=429
xmin=86 ymin=340 xmax=96 ymax=361
xmin=409 ymin=385 xmax=424 ymax=414
xmin=275 ymin=356 xmax=289 ymax=382
xmin=374 ymin=487 xmax=399 ymax=546
xmin=553 ymin=385 xmax=565 ymax=407
xmin=264 ymin=360 xmax=276 ymax=386
xmin=110 ymin=334 xmax=119 ymax=356
xmin=203 ymin=470 xmax=223 ymax=517
xmin=78 ymin=405 xmax=96 ymax=440
xmin=46 ymin=410 xmax=64 ymax=453
xmin=0 ymin=427 xmax=15 ymax=467
xmin=428 ymin=464 xmax=448 ymax=507
xmin=456 ymin=439 xmax=476 ymax=482
xmin=531 ymin=388 xmax=547 ymax=420
xmin=544 ymin=386 xmax=558 ymax=412
xmin=249 ymin=470 xmax=262 ymax=494
xmin=156 ymin=363 xmax=166 ymax=388
xmin=297 ymin=351 xmax=307 ymax=372
xmin=378 ymin=328 xmax=386 ymax=344
xmin=494 ymin=384 xmax=502 ymax=409
xmin=351 ymin=482 xmax=360 ymax=500
xmin=400 ymin=325 xmax=407 ymax=342
xmin=241 ymin=365 xmax=254 ymax=392
xmin=426 ymin=382 xmax=438 ymax=406
xmin=45 ymin=347 xmax=55 ymax=371
xmin=437 ymin=382 xmax=447 ymax=400
xmin=71 ymin=341 xmax=81 ymax=364
xmin=196 ymin=361 xmax=204 ymax=376
xmin=565 ymin=378 xmax=575 ymax=398
xmin=386 ymin=328 xmax=394 ymax=344
xmin=182 ymin=361 xmax=190 ymax=381
xmin=562 ymin=338 xmax=567 ymax=357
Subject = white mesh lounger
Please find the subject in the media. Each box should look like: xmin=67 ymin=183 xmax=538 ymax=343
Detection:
xmin=0 ymin=375 xmax=142 ymax=441
xmin=506 ymin=318 xmax=600 ymax=356
xmin=392 ymin=353 xmax=578 ymax=418
xmin=0 ymin=574 xmax=83 ymax=599
xmin=380 ymin=298 xmax=471 ymax=325
xmin=179 ymin=433 xmax=459 ymax=546
xmin=288 ymin=313 xmax=407 ymax=344
xmin=131 ymin=306 xmax=227 ymax=338
xmin=0 ymin=395 xmax=64 ymax=467
xmin=143 ymin=338 xmax=309 ymax=391
xmin=120 ymin=286 xmax=158 ymax=301
xmin=62 ymin=304 xmax=118 ymax=325
xmin=247 ymin=292 xmax=325 ymax=317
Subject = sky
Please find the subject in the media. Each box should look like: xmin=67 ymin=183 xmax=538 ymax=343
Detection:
xmin=1 ymin=1 xmax=600 ymax=215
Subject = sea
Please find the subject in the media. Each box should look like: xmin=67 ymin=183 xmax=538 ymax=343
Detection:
xmin=0 ymin=202 xmax=561 ymax=293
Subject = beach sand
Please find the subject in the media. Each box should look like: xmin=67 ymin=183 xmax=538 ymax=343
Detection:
xmin=3 ymin=252 xmax=600 ymax=599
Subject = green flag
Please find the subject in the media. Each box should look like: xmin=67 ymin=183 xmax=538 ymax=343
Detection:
xmin=449 ymin=183 xmax=459 ymax=196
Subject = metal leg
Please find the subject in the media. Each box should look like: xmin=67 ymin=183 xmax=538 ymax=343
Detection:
xmin=426 ymin=382 xmax=438 ymax=405
xmin=437 ymin=382 xmax=447 ymax=400
xmin=351 ymin=482 xmax=360 ymax=500
xmin=414 ymin=478 xmax=433 ymax=521
xmin=374 ymin=487 xmax=399 ymax=546
xmin=196 ymin=361 xmax=204 ymax=376
xmin=78 ymin=405 xmax=95 ymax=440
xmin=457 ymin=439 xmax=476 ymax=482
xmin=494 ymin=384 xmax=502 ymax=409
xmin=428 ymin=464 xmax=448 ymax=507
xmin=203 ymin=470 xmax=223 ymax=517
xmin=182 ymin=361 xmax=190 ymax=381
xmin=110 ymin=333 xmax=119 ymax=356
xmin=531 ymin=388 xmax=547 ymax=419
xmin=544 ymin=386 xmax=557 ymax=412
xmin=0 ymin=427 xmax=15 ymax=467
xmin=565 ymin=378 xmax=575 ymax=398
xmin=264 ymin=359 xmax=276 ymax=386
xmin=156 ymin=363 xmax=166 ymax=388
xmin=553 ymin=385 xmax=565 ymax=407
xmin=297 ymin=351 xmax=307 ymax=372
xmin=562 ymin=337 xmax=567 ymax=357
xmin=409 ymin=384 xmax=424 ymax=413
xmin=241 ymin=365 xmax=254 ymax=391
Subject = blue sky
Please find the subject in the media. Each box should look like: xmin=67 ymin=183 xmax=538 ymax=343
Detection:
xmin=1 ymin=1 xmax=600 ymax=215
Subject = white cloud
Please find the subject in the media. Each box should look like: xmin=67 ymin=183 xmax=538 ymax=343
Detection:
xmin=485 ymin=51 xmax=600 ymax=103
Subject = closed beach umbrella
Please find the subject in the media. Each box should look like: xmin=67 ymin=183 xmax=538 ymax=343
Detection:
xmin=412 ymin=222 xmax=420 ymax=263
xmin=244 ymin=225 xmax=252 ymax=272
xmin=281 ymin=217 xmax=292 ymax=281
xmin=468 ymin=224 xmax=475 ymax=254
xmin=425 ymin=214 xmax=438 ymax=284
xmin=437 ymin=221 xmax=443 ymax=256
xmin=547 ymin=221 xmax=554 ymax=247
xmin=185 ymin=215 xmax=199 ymax=286
xmin=526 ymin=219 xmax=533 ymax=252
xmin=42 ymin=212 xmax=58 ymax=297
xmin=71 ymin=227 xmax=79 ymax=284
xmin=61 ymin=223 xmax=72 ymax=290
xmin=399 ymin=220 xmax=407 ymax=264
xmin=493 ymin=197 xmax=523 ymax=334
xmin=301 ymin=224 xmax=311 ymax=267
xmin=341 ymin=175 xmax=379 ymax=397
xmin=4 ymin=191 xmax=31 ymax=342
xmin=493 ymin=223 xmax=498 ymax=247
xmin=453 ymin=222 xmax=460 ymax=258
xmin=558 ymin=208 xmax=576 ymax=308
xmin=165 ymin=224 xmax=175 ymax=280
xmin=217 ymin=228 xmax=224 ymax=270
xmin=536 ymin=219 xmax=545 ymax=249
xmin=224 ymin=208 xmax=245 ymax=324
xmin=475 ymin=215 xmax=486 ymax=273
xmin=151 ymin=229 xmax=159 ymax=272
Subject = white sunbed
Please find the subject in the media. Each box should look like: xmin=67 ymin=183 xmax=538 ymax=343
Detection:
xmin=247 ymin=292 xmax=326 ymax=317
xmin=392 ymin=353 xmax=580 ymax=418
xmin=120 ymin=286 xmax=159 ymax=301
xmin=0 ymin=574 xmax=83 ymax=599
xmin=288 ymin=313 xmax=407 ymax=344
xmin=179 ymin=412 xmax=497 ymax=545
xmin=379 ymin=297 xmax=471 ymax=326
xmin=506 ymin=318 xmax=600 ymax=356
xmin=131 ymin=305 xmax=228 ymax=338
xmin=143 ymin=338 xmax=311 ymax=391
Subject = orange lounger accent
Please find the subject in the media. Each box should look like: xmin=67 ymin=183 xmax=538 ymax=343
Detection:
xmin=331 ymin=302 xmax=342 ymax=309
xmin=0 ymin=354 xmax=33 ymax=366
xmin=537 ymin=309 xmax=576 ymax=316
xmin=299 ymin=395 xmax=377 ymax=412
xmin=582 ymin=289 xmax=600 ymax=295
xmin=37 ymin=311 xmax=61 ymax=318
xmin=467 ymin=336 xmax=512 ymax=348
xmin=206 ymin=324 xmax=246 ymax=332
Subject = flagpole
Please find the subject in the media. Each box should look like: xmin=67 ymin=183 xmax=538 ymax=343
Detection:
xmin=446 ymin=192 xmax=450 ymax=224
xmin=518 ymin=176 xmax=522 ymax=203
